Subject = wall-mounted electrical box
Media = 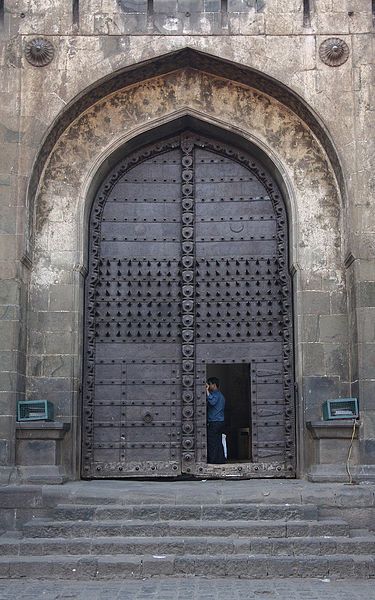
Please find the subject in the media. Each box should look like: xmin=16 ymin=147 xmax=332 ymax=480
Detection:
xmin=17 ymin=400 xmax=54 ymax=422
xmin=322 ymin=398 xmax=359 ymax=421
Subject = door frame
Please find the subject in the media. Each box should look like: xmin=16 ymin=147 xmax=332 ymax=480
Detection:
xmin=81 ymin=121 xmax=296 ymax=480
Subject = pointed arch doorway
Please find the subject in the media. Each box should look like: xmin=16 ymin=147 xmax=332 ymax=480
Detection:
xmin=82 ymin=127 xmax=295 ymax=479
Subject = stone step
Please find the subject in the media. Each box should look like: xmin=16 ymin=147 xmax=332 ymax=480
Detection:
xmin=0 ymin=553 xmax=373 ymax=579
xmin=1 ymin=535 xmax=375 ymax=557
xmin=53 ymin=503 xmax=319 ymax=522
xmin=22 ymin=518 xmax=350 ymax=539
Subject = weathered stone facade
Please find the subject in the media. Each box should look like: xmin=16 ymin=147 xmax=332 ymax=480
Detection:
xmin=0 ymin=0 xmax=374 ymax=483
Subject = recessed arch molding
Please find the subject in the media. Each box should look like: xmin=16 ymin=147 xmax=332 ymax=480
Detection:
xmin=28 ymin=48 xmax=344 ymax=219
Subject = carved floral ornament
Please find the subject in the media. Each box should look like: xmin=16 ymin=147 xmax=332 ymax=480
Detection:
xmin=319 ymin=38 xmax=350 ymax=67
xmin=24 ymin=38 xmax=55 ymax=67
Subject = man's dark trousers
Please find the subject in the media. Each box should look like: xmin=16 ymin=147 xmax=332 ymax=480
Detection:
xmin=207 ymin=421 xmax=225 ymax=464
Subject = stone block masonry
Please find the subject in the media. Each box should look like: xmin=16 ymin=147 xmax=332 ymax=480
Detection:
xmin=0 ymin=0 xmax=373 ymax=482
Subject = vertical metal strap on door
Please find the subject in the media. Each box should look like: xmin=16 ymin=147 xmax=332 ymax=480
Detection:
xmin=180 ymin=134 xmax=195 ymax=473
xmin=278 ymin=210 xmax=295 ymax=474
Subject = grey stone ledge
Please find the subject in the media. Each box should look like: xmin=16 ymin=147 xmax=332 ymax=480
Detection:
xmin=16 ymin=421 xmax=70 ymax=440
xmin=307 ymin=420 xmax=359 ymax=439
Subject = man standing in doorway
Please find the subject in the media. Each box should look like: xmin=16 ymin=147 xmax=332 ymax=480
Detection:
xmin=206 ymin=377 xmax=226 ymax=464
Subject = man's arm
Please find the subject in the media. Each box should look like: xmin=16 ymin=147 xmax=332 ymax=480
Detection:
xmin=206 ymin=391 xmax=219 ymax=406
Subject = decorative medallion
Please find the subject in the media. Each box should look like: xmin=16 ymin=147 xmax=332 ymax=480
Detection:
xmin=319 ymin=38 xmax=349 ymax=67
xmin=25 ymin=38 xmax=55 ymax=67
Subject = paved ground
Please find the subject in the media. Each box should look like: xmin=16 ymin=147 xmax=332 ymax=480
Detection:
xmin=0 ymin=578 xmax=373 ymax=599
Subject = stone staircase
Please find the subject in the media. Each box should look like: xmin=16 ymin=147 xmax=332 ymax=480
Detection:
xmin=0 ymin=496 xmax=374 ymax=579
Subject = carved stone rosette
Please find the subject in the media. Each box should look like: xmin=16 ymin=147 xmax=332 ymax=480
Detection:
xmin=319 ymin=38 xmax=350 ymax=67
xmin=24 ymin=38 xmax=55 ymax=67
xmin=180 ymin=134 xmax=196 ymax=473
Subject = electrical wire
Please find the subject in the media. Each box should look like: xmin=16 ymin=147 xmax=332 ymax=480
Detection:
xmin=345 ymin=419 xmax=358 ymax=485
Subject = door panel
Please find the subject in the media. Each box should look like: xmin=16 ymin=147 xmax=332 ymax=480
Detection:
xmin=82 ymin=133 xmax=295 ymax=479
xmin=192 ymin=143 xmax=293 ymax=477
xmin=83 ymin=145 xmax=183 ymax=478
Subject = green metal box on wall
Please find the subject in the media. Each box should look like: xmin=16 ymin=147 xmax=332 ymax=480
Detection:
xmin=17 ymin=400 xmax=54 ymax=422
xmin=322 ymin=398 xmax=359 ymax=421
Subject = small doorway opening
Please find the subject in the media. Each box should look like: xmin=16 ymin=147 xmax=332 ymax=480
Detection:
xmin=206 ymin=363 xmax=251 ymax=462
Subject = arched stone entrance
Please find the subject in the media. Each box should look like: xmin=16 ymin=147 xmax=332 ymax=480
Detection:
xmin=26 ymin=60 xmax=346 ymax=481
xmin=83 ymin=129 xmax=294 ymax=479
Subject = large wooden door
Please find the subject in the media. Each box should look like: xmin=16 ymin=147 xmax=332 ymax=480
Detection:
xmin=82 ymin=133 xmax=295 ymax=479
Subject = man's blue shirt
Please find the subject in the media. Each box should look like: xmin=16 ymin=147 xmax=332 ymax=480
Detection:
xmin=207 ymin=390 xmax=225 ymax=422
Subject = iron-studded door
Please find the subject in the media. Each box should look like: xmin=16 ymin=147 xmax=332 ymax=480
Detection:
xmin=82 ymin=140 xmax=184 ymax=478
xmin=191 ymin=139 xmax=295 ymax=477
xmin=82 ymin=132 xmax=295 ymax=479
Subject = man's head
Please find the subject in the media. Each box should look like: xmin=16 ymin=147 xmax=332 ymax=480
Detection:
xmin=207 ymin=377 xmax=220 ymax=392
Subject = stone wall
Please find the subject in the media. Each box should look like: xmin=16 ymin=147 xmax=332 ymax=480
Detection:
xmin=0 ymin=0 xmax=373 ymax=481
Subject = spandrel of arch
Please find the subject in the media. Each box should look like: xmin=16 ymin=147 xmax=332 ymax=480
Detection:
xmin=33 ymin=69 xmax=342 ymax=275
xmin=26 ymin=49 xmax=346 ymax=264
